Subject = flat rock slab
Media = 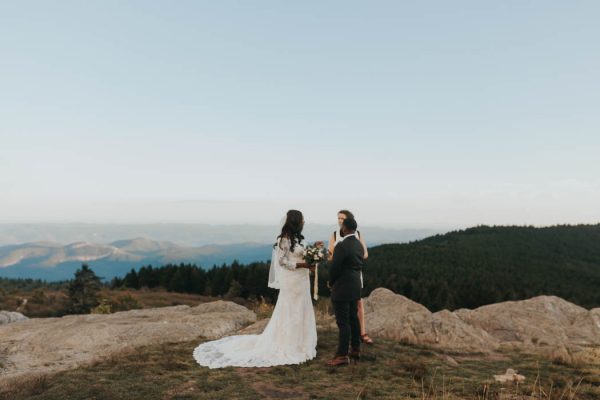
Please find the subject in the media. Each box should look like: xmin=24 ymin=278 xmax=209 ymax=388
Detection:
xmin=0 ymin=300 xmax=256 ymax=384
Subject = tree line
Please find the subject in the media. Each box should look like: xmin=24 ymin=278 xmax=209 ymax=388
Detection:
xmin=362 ymin=224 xmax=600 ymax=311
xmin=114 ymin=224 xmax=600 ymax=311
xmin=111 ymin=261 xmax=280 ymax=303
xmin=5 ymin=224 xmax=600 ymax=313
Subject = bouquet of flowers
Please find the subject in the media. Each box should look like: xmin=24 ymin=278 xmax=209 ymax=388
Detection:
xmin=303 ymin=244 xmax=329 ymax=266
xmin=303 ymin=244 xmax=328 ymax=301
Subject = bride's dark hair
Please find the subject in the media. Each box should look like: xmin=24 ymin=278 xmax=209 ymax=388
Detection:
xmin=276 ymin=210 xmax=305 ymax=252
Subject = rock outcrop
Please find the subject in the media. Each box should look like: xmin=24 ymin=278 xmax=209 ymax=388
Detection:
xmin=363 ymin=288 xmax=600 ymax=354
xmin=0 ymin=311 xmax=28 ymax=325
xmin=0 ymin=300 xmax=255 ymax=383
xmin=455 ymin=295 xmax=600 ymax=348
xmin=363 ymin=289 xmax=499 ymax=352
xmin=2 ymin=288 xmax=599 ymax=386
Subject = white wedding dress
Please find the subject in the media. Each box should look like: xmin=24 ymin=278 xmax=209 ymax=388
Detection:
xmin=193 ymin=237 xmax=317 ymax=368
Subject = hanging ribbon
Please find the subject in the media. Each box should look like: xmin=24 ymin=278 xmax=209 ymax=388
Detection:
xmin=313 ymin=263 xmax=319 ymax=301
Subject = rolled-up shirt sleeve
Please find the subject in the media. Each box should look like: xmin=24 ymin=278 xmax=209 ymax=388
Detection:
xmin=277 ymin=238 xmax=297 ymax=270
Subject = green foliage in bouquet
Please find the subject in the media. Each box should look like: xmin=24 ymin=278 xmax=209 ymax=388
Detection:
xmin=303 ymin=245 xmax=329 ymax=266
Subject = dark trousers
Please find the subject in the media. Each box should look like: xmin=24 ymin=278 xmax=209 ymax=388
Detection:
xmin=332 ymin=300 xmax=360 ymax=356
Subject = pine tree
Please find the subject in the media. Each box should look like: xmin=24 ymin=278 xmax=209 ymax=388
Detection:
xmin=124 ymin=268 xmax=140 ymax=289
xmin=225 ymin=279 xmax=243 ymax=299
xmin=68 ymin=264 xmax=102 ymax=314
xmin=168 ymin=269 xmax=186 ymax=292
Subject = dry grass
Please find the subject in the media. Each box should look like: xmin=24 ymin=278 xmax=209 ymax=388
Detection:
xmin=250 ymin=295 xmax=276 ymax=319
xmin=0 ymin=287 xmax=219 ymax=318
xmin=107 ymin=288 xmax=216 ymax=309
xmin=2 ymin=323 xmax=598 ymax=400
xmin=0 ymin=288 xmax=69 ymax=317
xmin=2 ymin=290 xmax=599 ymax=399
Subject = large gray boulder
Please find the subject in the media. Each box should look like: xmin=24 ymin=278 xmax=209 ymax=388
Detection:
xmin=363 ymin=288 xmax=499 ymax=352
xmin=0 ymin=311 xmax=28 ymax=325
xmin=363 ymin=288 xmax=600 ymax=354
xmin=455 ymin=295 xmax=600 ymax=348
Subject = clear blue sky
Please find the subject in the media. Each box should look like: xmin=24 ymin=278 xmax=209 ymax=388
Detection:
xmin=1 ymin=1 xmax=599 ymax=227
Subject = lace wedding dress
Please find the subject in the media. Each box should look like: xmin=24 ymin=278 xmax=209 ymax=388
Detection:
xmin=193 ymin=237 xmax=317 ymax=368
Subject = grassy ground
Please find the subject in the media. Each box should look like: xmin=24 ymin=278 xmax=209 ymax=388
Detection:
xmin=3 ymin=322 xmax=599 ymax=400
xmin=0 ymin=288 xmax=218 ymax=318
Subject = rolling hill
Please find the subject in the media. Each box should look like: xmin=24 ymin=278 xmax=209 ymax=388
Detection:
xmin=0 ymin=238 xmax=273 ymax=281
xmin=110 ymin=224 xmax=600 ymax=312
xmin=363 ymin=224 xmax=600 ymax=311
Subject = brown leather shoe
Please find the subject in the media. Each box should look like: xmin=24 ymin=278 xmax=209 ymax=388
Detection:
xmin=326 ymin=355 xmax=350 ymax=367
xmin=349 ymin=348 xmax=361 ymax=361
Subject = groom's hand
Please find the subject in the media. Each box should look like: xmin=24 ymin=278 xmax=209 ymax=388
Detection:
xmin=296 ymin=262 xmax=316 ymax=272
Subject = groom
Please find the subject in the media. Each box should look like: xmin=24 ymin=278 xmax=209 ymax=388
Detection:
xmin=327 ymin=217 xmax=365 ymax=366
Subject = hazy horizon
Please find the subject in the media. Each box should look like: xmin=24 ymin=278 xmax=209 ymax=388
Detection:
xmin=0 ymin=222 xmax=439 ymax=248
xmin=1 ymin=220 xmax=598 ymax=249
xmin=0 ymin=198 xmax=598 ymax=229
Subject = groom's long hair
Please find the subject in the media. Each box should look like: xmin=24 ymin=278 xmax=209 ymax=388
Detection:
xmin=276 ymin=210 xmax=305 ymax=252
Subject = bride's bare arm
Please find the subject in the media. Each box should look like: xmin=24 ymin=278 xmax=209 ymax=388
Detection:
xmin=360 ymin=235 xmax=368 ymax=260
xmin=327 ymin=233 xmax=335 ymax=260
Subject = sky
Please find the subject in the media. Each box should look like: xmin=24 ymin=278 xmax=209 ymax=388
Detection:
xmin=1 ymin=1 xmax=599 ymax=228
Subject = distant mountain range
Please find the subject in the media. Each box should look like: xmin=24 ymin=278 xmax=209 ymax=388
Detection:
xmin=0 ymin=238 xmax=274 ymax=281
xmin=0 ymin=223 xmax=436 ymax=247
xmin=0 ymin=223 xmax=436 ymax=281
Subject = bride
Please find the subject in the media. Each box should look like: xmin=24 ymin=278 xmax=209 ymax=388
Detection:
xmin=193 ymin=209 xmax=318 ymax=368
